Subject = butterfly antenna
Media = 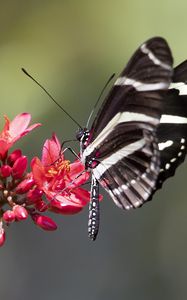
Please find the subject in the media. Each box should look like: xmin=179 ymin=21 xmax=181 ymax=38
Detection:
xmin=21 ymin=68 xmax=83 ymax=129
xmin=86 ymin=73 xmax=115 ymax=128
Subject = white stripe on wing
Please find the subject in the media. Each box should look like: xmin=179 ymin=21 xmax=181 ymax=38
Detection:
xmin=82 ymin=112 xmax=158 ymax=161
xmin=93 ymin=138 xmax=145 ymax=179
xmin=169 ymin=82 xmax=187 ymax=95
xmin=114 ymin=76 xmax=168 ymax=91
xmin=160 ymin=114 xmax=187 ymax=124
xmin=141 ymin=43 xmax=172 ymax=70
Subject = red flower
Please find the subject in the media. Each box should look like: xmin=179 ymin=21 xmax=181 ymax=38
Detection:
xmin=0 ymin=113 xmax=97 ymax=247
xmin=0 ymin=113 xmax=42 ymax=247
xmin=0 ymin=113 xmax=41 ymax=159
xmin=31 ymin=134 xmax=90 ymax=214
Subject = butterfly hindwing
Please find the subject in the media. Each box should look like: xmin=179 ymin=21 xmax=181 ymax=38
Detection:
xmin=156 ymin=61 xmax=187 ymax=189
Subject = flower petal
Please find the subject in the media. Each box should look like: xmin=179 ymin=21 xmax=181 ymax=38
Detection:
xmin=17 ymin=123 xmax=42 ymax=139
xmin=9 ymin=113 xmax=31 ymax=136
xmin=31 ymin=157 xmax=47 ymax=189
xmin=70 ymin=188 xmax=90 ymax=205
xmin=67 ymin=160 xmax=89 ymax=187
xmin=2 ymin=115 xmax=10 ymax=133
xmin=42 ymin=133 xmax=63 ymax=165
xmin=50 ymin=199 xmax=83 ymax=215
xmin=0 ymin=139 xmax=12 ymax=158
xmin=55 ymin=187 xmax=90 ymax=207
xmin=9 ymin=113 xmax=41 ymax=143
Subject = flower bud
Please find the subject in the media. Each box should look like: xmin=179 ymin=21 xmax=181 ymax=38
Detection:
xmin=0 ymin=165 xmax=12 ymax=177
xmin=12 ymin=156 xmax=28 ymax=179
xmin=32 ymin=214 xmax=57 ymax=231
xmin=8 ymin=149 xmax=22 ymax=165
xmin=3 ymin=210 xmax=16 ymax=223
xmin=13 ymin=205 xmax=28 ymax=221
xmin=26 ymin=188 xmax=43 ymax=203
xmin=16 ymin=178 xmax=35 ymax=194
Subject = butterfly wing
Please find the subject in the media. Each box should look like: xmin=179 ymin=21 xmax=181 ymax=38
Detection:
xmin=156 ymin=60 xmax=187 ymax=189
xmin=90 ymin=37 xmax=173 ymax=139
xmin=92 ymin=129 xmax=160 ymax=209
xmin=83 ymin=37 xmax=173 ymax=209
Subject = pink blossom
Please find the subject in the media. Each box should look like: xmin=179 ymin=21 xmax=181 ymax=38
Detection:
xmin=31 ymin=134 xmax=90 ymax=214
xmin=0 ymin=113 xmax=95 ymax=247
xmin=0 ymin=113 xmax=41 ymax=159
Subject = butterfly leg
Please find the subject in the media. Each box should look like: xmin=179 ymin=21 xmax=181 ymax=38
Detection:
xmin=88 ymin=174 xmax=100 ymax=241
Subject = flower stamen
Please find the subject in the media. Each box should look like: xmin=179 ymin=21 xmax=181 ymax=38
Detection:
xmin=47 ymin=159 xmax=70 ymax=177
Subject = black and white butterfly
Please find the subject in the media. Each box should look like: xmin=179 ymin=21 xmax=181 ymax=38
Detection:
xmin=76 ymin=37 xmax=187 ymax=240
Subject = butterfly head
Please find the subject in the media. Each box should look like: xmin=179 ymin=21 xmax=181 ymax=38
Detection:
xmin=76 ymin=128 xmax=90 ymax=142
xmin=76 ymin=128 xmax=90 ymax=159
xmin=76 ymin=128 xmax=86 ymax=141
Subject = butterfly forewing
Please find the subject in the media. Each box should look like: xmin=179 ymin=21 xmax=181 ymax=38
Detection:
xmin=89 ymin=37 xmax=173 ymax=139
xmin=93 ymin=130 xmax=160 ymax=209
xmin=82 ymin=37 xmax=173 ymax=211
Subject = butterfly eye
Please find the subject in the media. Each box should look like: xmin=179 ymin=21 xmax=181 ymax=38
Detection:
xmin=76 ymin=129 xmax=84 ymax=141
xmin=76 ymin=128 xmax=90 ymax=143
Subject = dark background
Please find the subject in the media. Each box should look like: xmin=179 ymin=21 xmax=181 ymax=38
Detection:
xmin=0 ymin=1 xmax=187 ymax=299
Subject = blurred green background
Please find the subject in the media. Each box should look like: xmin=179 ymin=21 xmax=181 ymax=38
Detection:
xmin=1 ymin=0 xmax=187 ymax=299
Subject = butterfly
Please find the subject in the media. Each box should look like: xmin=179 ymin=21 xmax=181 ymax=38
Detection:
xmin=76 ymin=37 xmax=187 ymax=240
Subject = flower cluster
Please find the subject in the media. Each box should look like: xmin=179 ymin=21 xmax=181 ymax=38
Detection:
xmin=0 ymin=113 xmax=91 ymax=247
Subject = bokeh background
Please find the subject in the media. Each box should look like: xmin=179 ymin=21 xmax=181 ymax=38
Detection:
xmin=1 ymin=1 xmax=187 ymax=299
